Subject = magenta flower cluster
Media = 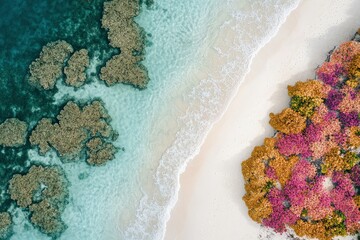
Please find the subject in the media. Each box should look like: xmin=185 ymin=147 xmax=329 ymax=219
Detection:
xmin=317 ymin=62 xmax=344 ymax=86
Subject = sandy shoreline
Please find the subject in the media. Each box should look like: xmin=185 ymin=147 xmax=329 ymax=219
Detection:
xmin=164 ymin=1 xmax=360 ymax=239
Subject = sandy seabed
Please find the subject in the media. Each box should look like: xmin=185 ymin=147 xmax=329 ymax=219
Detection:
xmin=164 ymin=1 xmax=360 ymax=239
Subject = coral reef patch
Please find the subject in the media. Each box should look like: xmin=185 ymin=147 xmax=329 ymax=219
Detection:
xmin=0 ymin=118 xmax=28 ymax=147
xmin=64 ymin=49 xmax=90 ymax=87
xmin=30 ymin=100 xmax=117 ymax=165
xmin=28 ymin=40 xmax=74 ymax=90
xmin=100 ymin=0 xmax=149 ymax=88
xmin=0 ymin=212 xmax=11 ymax=239
xmin=9 ymin=165 xmax=68 ymax=236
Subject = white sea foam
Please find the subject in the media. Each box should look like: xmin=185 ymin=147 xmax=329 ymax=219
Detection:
xmin=123 ymin=0 xmax=301 ymax=239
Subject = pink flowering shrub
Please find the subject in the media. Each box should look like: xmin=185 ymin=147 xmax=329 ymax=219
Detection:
xmin=329 ymin=41 xmax=360 ymax=72
xmin=351 ymin=165 xmax=360 ymax=186
xmin=317 ymin=62 xmax=344 ymax=86
xmin=263 ymin=188 xmax=298 ymax=232
xmin=276 ymin=134 xmax=310 ymax=157
xmin=243 ymin=35 xmax=360 ymax=240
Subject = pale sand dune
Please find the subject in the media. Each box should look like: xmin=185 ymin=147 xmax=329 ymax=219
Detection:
xmin=164 ymin=1 xmax=360 ymax=239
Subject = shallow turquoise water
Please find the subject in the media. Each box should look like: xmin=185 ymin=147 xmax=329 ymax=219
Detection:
xmin=0 ymin=0 xmax=116 ymax=206
xmin=0 ymin=0 xmax=300 ymax=239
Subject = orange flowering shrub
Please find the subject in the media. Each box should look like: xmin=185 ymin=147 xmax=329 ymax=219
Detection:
xmin=269 ymin=108 xmax=307 ymax=134
xmin=287 ymin=80 xmax=330 ymax=99
xmin=329 ymin=41 xmax=360 ymax=72
xmin=348 ymin=54 xmax=360 ymax=80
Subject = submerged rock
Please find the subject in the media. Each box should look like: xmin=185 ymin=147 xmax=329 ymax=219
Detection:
xmin=100 ymin=54 xmax=148 ymax=88
xmin=29 ymin=40 xmax=73 ymax=90
xmin=64 ymin=49 xmax=90 ymax=87
xmin=30 ymin=100 xmax=117 ymax=164
xmin=101 ymin=0 xmax=142 ymax=51
xmin=29 ymin=200 xmax=65 ymax=236
xmin=9 ymin=165 xmax=68 ymax=236
xmin=100 ymin=0 xmax=149 ymax=88
xmin=86 ymin=137 xmax=117 ymax=166
xmin=0 ymin=118 xmax=28 ymax=147
xmin=0 ymin=212 xmax=11 ymax=239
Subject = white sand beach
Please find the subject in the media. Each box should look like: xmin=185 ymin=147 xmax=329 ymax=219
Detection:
xmin=164 ymin=1 xmax=360 ymax=239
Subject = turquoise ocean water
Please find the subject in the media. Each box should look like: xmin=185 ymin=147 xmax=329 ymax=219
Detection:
xmin=0 ymin=0 xmax=300 ymax=239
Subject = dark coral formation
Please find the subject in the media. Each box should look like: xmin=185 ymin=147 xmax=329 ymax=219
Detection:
xmin=28 ymin=40 xmax=73 ymax=90
xmin=64 ymin=49 xmax=90 ymax=87
xmin=30 ymin=100 xmax=117 ymax=165
xmin=9 ymin=165 xmax=68 ymax=236
xmin=242 ymin=31 xmax=360 ymax=240
xmin=29 ymin=200 xmax=65 ymax=236
xmin=100 ymin=0 xmax=149 ymax=88
xmin=0 ymin=118 xmax=28 ymax=147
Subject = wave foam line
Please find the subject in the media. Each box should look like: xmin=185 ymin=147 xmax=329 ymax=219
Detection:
xmin=123 ymin=0 xmax=302 ymax=239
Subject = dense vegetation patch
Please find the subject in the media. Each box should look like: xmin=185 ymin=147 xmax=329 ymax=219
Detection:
xmin=242 ymin=30 xmax=360 ymax=240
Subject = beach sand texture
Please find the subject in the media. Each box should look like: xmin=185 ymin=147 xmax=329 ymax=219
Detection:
xmin=165 ymin=1 xmax=360 ymax=239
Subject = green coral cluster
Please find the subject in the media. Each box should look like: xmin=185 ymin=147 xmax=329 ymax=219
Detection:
xmin=287 ymin=80 xmax=326 ymax=117
xmin=322 ymin=211 xmax=347 ymax=237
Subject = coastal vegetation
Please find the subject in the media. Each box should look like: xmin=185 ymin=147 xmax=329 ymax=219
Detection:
xmin=242 ymin=30 xmax=360 ymax=240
